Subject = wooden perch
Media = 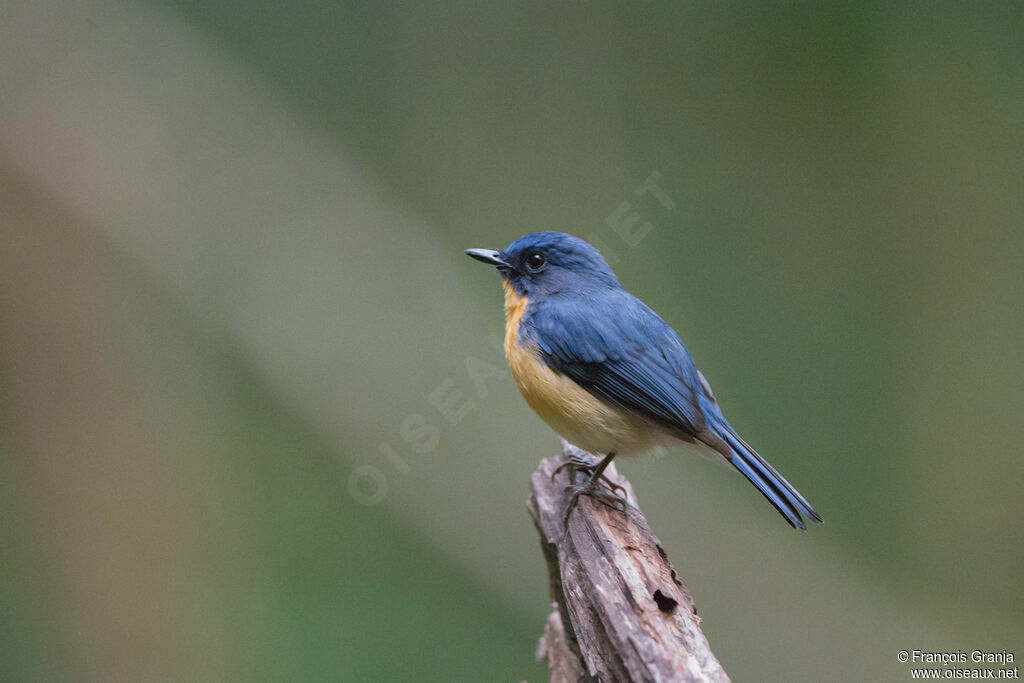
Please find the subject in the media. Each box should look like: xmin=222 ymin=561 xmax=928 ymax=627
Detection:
xmin=528 ymin=440 xmax=730 ymax=683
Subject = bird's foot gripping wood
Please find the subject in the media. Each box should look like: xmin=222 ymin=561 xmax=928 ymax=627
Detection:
xmin=550 ymin=452 xmax=626 ymax=496
xmin=552 ymin=448 xmax=627 ymax=529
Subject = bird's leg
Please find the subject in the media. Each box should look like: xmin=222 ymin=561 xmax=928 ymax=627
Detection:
xmin=559 ymin=451 xmax=628 ymax=529
xmin=551 ymin=450 xmax=626 ymax=497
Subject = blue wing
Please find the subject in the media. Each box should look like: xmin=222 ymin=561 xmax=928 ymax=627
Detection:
xmin=522 ymin=289 xmax=708 ymax=440
xmin=523 ymin=289 xmax=822 ymax=530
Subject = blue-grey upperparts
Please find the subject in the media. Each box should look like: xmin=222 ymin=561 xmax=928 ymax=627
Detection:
xmin=467 ymin=231 xmax=821 ymax=530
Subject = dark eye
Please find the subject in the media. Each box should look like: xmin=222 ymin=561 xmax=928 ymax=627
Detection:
xmin=525 ymin=251 xmax=547 ymax=272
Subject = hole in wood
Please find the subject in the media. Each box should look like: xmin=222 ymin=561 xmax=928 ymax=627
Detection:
xmin=652 ymin=589 xmax=678 ymax=614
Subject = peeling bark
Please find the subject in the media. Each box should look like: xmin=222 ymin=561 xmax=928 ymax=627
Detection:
xmin=529 ymin=441 xmax=729 ymax=682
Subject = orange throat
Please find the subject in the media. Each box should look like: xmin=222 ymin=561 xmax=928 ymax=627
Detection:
xmin=502 ymin=279 xmax=529 ymax=353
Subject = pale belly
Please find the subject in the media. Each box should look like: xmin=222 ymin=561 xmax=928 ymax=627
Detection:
xmin=510 ymin=351 xmax=661 ymax=455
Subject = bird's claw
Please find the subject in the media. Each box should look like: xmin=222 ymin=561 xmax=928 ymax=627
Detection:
xmin=562 ymin=484 xmax=627 ymax=511
xmin=561 ymin=482 xmax=628 ymax=529
xmin=552 ymin=455 xmax=626 ymax=496
xmin=551 ymin=453 xmax=592 ymax=481
xmin=557 ymin=456 xmax=626 ymax=532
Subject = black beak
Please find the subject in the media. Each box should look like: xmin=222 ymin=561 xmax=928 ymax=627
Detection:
xmin=464 ymin=248 xmax=510 ymax=268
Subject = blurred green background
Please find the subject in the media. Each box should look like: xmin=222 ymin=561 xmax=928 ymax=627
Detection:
xmin=1 ymin=2 xmax=1022 ymax=681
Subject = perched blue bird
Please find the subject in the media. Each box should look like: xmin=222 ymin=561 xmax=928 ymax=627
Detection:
xmin=466 ymin=231 xmax=821 ymax=530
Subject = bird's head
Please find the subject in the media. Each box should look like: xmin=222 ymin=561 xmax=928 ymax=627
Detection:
xmin=465 ymin=231 xmax=619 ymax=298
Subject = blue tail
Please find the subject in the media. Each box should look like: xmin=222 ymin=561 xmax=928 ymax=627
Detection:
xmin=702 ymin=404 xmax=822 ymax=530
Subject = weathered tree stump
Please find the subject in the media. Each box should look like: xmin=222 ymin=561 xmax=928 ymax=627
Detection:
xmin=528 ymin=440 xmax=730 ymax=682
